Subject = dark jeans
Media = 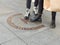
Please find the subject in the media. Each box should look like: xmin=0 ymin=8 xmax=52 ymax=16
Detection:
xmin=26 ymin=0 xmax=38 ymax=9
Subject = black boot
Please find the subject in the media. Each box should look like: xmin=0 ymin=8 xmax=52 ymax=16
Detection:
xmin=50 ymin=21 xmax=56 ymax=28
xmin=38 ymin=17 xmax=42 ymax=23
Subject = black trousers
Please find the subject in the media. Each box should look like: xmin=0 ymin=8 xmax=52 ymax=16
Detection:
xmin=38 ymin=0 xmax=56 ymax=21
xmin=26 ymin=0 xmax=38 ymax=9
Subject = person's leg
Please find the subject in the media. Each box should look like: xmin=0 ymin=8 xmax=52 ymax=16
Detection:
xmin=34 ymin=0 xmax=38 ymax=7
xmin=30 ymin=0 xmax=44 ymax=22
xmin=33 ymin=0 xmax=38 ymax=14
xmin=50 ymin=12 xmax=56 ymax=28
xmin=24 ymin=0 xmax=31 ymax=19
xmin=26 ymin=0 xmax=31 ymax=9
xmin=38 ymin=0 xmax=43 ymax=17
xmin=37 ymin=0 xmax=44 ymax=22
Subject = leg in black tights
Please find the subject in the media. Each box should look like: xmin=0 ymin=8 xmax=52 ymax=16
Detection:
xmin=51 ymin=12 xmax=56 ymax=28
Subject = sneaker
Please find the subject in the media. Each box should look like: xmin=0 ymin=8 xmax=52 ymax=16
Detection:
xmin=24 ymin=9 xmax=30 ymax=20
xmin=24 ymin=13 xmax=30 ymax=20
xmin=30 ymin=14 xmax=42 ymax=23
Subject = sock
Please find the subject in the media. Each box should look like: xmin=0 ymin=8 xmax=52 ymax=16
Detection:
xmin=33 ymin=6 xmax=38 ymax=14
xmin=25 ymin=8 xmax=30 ymax=16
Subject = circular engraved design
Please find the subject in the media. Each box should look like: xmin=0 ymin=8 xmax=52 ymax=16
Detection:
xmin=7 ymin=13 xmax=45 ymax=30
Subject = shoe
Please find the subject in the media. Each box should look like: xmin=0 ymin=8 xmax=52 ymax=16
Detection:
xmin=33 ymin=11 xmax=38 ymax=16
xmin=50 ymin=21 xmax=56 ymax=28
xmin=24 ymin=13 xmax=30 ymax=20
xmin=24 ymin=9 xmax=30 ymax=20
xmin=38 ymin=17 xmax=42 ymax=23
xmin=30 ymin=15 xmax=42 ymax=23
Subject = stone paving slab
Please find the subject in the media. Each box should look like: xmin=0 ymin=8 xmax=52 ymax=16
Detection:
xmin=0 ymin=24 xmax=16 ymax=44
xmin=0 ymin=0 xmax=26 ymax=14
xmin=1 ymin=37 xmax=26 ymax=45
xmin=26 ymin=29 xmax=60 ymax=45
xmin=46 ymin=38 xmax=60 ymax=45
xmin=0 ymin=5 xmax=15 ymax=15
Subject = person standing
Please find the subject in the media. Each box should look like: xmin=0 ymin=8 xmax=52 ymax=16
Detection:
xmin=24 ymin=0 xmax=39 ymax=20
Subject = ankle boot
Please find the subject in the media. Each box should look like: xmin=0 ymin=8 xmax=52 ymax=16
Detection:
xmin=50 ymin=21 xmax=56 ymax=28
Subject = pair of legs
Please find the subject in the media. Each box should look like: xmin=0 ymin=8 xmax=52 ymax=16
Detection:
xmin=30 ymin=0 xmax=56 ymax=28
xmin=24 ymin=0 xmax=39 ymax=19
xmin=26 ymin=0 xmax=38 ymax=9
xmin=38 ymin=0 xmax=56 ymax=28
